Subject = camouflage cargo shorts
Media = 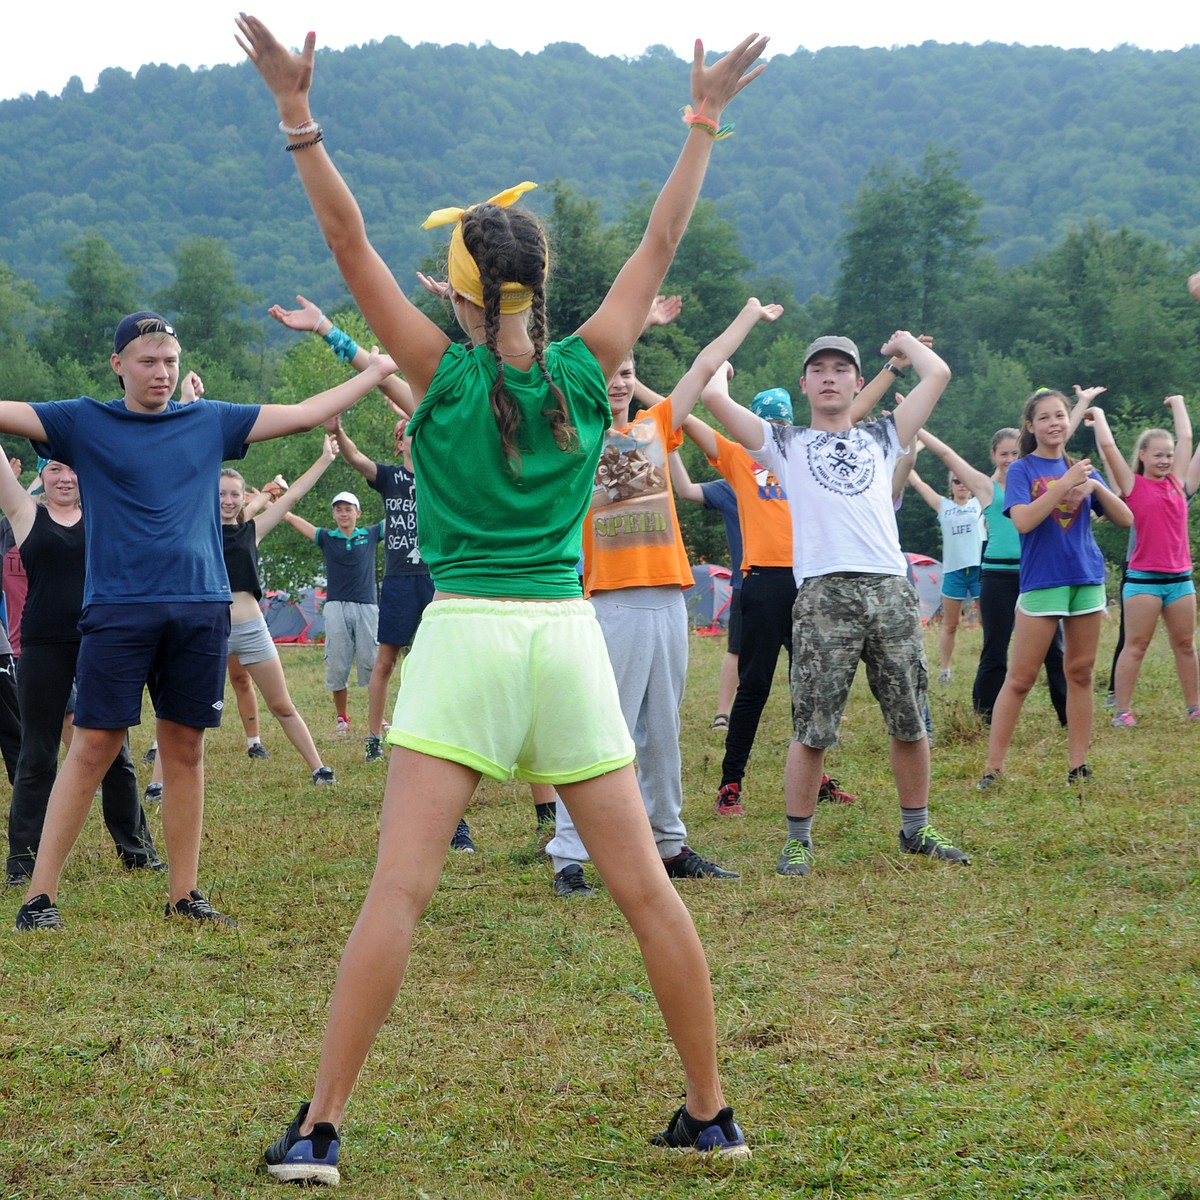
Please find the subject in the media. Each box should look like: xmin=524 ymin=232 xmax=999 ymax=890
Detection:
xmin=790 ymin=573 xmax=928 ymax=749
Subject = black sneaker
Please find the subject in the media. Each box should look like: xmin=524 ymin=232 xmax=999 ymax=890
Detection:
xmin=364 ymin=735 xmax=384 ymax=763
xmin=552 ymin=864 xmax=595 ymax=898
xmin=312 ymin=766 xmax=336 ymax=786
xmin=144 ymin=782 xmax=163 ymax=804
xmin=1068 ymin=763 xmax=1092 ymax=785
xmin=899 ymin=825 xmax=970 ymax=865
xmin=651 ymin=1104 xmax=750 ymax=1157
xmin=141 ymin=745 xmax=157 ymax=765
xmin=165 ymin=890 xmax=237 ymax=927
xmin=264 ymin=1102 xmax=340 ymax=1186
xmin=662 ymin=846 xmax=739 ymax=880
xmin=450 ymin=819 xmax=476 ymax=853
xmin=247 ymin=743 xmax=272 ymax=760
xmin=15 ymin=893 xmax=65 ymax=931
xmin=122 ymin=854 xmax=167 ymax=873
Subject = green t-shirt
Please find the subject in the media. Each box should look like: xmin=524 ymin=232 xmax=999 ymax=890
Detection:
xmin=408 ymin=336 xmax=610 ymax=598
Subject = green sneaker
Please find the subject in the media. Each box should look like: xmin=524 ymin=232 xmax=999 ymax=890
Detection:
xmin=899 ymin=825 xmax=970 ymax=865
xmin=776 ymin=837 xmax=813 ymax=877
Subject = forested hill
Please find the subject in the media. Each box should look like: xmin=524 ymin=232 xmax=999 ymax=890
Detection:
xmin=3 ymin=37 xmax=1200 ymax=306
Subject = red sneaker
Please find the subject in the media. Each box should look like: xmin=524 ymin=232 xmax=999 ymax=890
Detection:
xmin=817 ymin=775 xmax=856 ymax=804
xmin=715 ymin=781 xmax=745 ymax=817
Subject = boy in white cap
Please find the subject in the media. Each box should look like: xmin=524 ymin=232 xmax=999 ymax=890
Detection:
xmin=284 ymin=490 xmax=383 ymax=733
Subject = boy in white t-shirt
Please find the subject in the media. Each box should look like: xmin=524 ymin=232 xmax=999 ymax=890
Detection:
xmin=702 ymin=331 xmax=970 ymax=876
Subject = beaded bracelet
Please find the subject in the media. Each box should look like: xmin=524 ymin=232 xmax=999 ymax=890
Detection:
xmin=322 ymin=324 xmax=360 ymax=365
xmin=279 ymin=118 xmax=320 ymax=136
xmin=681 ymin=104 xmax=734 ymax=141
xmin=285 ymin=132 xmax=325 ymax=153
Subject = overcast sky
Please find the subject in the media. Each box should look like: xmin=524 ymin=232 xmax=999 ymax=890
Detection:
xmin=2 ymin=3 xmax=1196 ymax=103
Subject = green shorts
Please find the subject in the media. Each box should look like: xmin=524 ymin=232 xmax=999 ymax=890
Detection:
xmin=387 ymin=598 xmax=635 ymax=784
xmin=1017 ymin=583 xmax=1106 ymax=617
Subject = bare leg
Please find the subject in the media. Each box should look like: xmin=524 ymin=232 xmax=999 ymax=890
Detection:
xmin=715 ymin=651 xmax=738 ymax=719
xmin=563 ymin=765 xmax=726 ymax=1120
xmin=301 ymin=749 xmax=479 ymax=1132
xmin=1112 ymin=594 xmax=1160 ymax=712
xmin=1161 ymin=594 xmax=1200 ymax=709
xmin=25 ymin=726 xmax=127 ymax=902
xmin=784 ymin=740 xmax=826 ymax=819
xmin=227 ymin=654 xmax=261 ymax=741
xmin=984 ymin=612 xmax=1060 ymax=774
xmin=367 ymin=643 xmax=401 ymax=736
xmin=939 ymin=597 xmax=963 ymax=671
xmin=61 ymin=712 xmax=74 ymax=750
xmin=891 ymin=735 xmax=930 ymax=809
xmin=245 ymin=656 xmax=323 ymax=772
xmin=1061 ymin=612 xmax=1102 ymax=770
xmin=156 ymin=719 xmax=207 ymax=904
xmin=332 ymin=688 xmax=348 ymax=723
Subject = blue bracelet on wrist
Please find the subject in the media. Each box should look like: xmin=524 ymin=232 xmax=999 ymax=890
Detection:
xmin=322 ymin=325 xmax=360 ymax=365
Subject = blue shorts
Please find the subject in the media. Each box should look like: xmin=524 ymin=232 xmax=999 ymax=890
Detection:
xmin=377 ymin=573 xmax=435 ymax=648
xmin=74 ymin=602 xmax=231 ymax=729
xmin=1123 ymin=571 xmax=1195 ymax=608
xmin=941 ymin=565 xmax=981 ymax=602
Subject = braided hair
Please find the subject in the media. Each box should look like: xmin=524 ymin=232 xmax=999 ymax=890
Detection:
xmin=460 ymin=205 xmax=576 ymax=471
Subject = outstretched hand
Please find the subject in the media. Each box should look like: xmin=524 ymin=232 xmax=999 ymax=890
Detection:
xmin=415 ymin=272 xmax=451 ymax=300
xmin=269 ymin=295 xmax=325 ymax=333
xmin=888 ymin=333 xmax=933 ymax=372
xmin=746 ymin=297 xmax=784 ymax=323
xmin=1073 ymin=384 xmax=1107 ymax=406
xmin=366 ymin=346 xmax=398 ymax=378
xmin=235 ymin=16 xmax=315 ymax=115
xmin=691 ymin=33 xmax=769 ymax=117
xmin=643 ymin=295 xmax=683 ymax=331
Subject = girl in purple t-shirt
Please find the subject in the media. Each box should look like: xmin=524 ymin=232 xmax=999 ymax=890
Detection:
xmin=979 ymin=389 xmax=1132 ymax=789
xmin=1089 ymin=397 xmax=1200 ymax=727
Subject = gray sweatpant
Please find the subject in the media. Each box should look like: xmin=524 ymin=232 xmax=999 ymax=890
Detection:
xmin=547 ymin=586 xmax=689 ymax=869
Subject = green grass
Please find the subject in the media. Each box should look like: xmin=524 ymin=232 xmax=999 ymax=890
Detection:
xmin=2 ymin=619 xmax=1199 ymax=1198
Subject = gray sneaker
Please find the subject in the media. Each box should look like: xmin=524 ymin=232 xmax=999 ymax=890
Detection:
xmin=776 ymin=837 xmax=813 ymax=877
xmin=899 ymin=825 xmax=970 ymax=865
xmin=553 ymin=864 xmax=595 ymax=898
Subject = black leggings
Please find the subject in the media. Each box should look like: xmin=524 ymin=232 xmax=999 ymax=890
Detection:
xmin=972 ymin=570 xmax=1068 ymax=725
xmin=720 ymin=567 xmax=797 ymax=785
xmin=7 ymin=640 xmax=157 ymax=878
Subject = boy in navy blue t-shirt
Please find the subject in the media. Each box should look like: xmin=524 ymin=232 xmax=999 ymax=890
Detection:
xmin=0 ymin=311 xmax=396 ymax=931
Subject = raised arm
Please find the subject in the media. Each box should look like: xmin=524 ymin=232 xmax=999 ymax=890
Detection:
xmin=1066 ymin=385 xmax=1105 ymax=442
xmin=892 ymin=439 xmax=918 ymax=503
xmin=0 ymin=403 xmax=48 ymax=446
xmin=849 ymin=334 xmax=934 ymax=425
xmin=1083 ymin=407 xmax=1134 ymax=497
xmin=668 ymin=450 xmax=704 ymax=504
xmin=1165 ymin=394 xmax=1193 ymax=486
xmin=680 ymin=412 xmax=720 ymax=462
xmin=917 ymin=427 xmax=994 ymax=507
xmin=574 ymin=35 xmax=767 ymax=380
xmin=281 ymin=511 xmax=319 ymax=542
xmin=324 ymin=417 xmax=377 ymax=483
xmin=668 ymin=298 xmax=782 ymax=429
xmin=247 ymin=349 xmax=397 ymax=443
xmin=885 ymin=333 xmax=952 ymax=448
xmin=0 ymin=455 xmax=37 ymax=544
xmin=252 ymin=435 xmax=338 ymax=542
xmin=269 ymin=295 xmax=416 ymax=417
xmin=905 ymin=468 xmax=944 ymax=514
xmin=238 ymin=18 xmax=451 ymax=398
xmin=700 ymin=363 xmax=764 ymax=453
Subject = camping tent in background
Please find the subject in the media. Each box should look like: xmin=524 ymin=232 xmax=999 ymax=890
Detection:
xmin=904 ymin=553 xmax=944 ymax=623
xmin=261 ymin=587 xmax=326 ymax=644
xmin=686 ymin=564 xmax=733 ymax=635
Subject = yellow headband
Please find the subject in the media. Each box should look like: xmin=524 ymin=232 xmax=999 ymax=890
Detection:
xmin=422 ymin=182 xmax=540 ymax=315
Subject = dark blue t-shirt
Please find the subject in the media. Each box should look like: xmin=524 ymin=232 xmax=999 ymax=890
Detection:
xmin=700 ymin=478 xmax=743 ymax=590
xmin=369 ymin=462 xmax=428 ymax=578
xmin=316 ymin=523 xmax=383 ymax=603
xmin=32 ymin=397 xmax=259 ymax=606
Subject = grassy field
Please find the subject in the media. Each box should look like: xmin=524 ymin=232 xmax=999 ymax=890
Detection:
xmin=2 ymin=618 xmax=1198 ymax=1199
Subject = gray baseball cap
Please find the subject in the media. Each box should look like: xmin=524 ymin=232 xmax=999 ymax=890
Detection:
xmin=802 ymin=335 xmax=861 ymax=374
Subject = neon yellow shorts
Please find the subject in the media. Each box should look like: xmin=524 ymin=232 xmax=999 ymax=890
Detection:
xmin=1017 ymin=583 xmax=1106 ymax=617
xmin=387 ymin=598 xmax=635 ymax=784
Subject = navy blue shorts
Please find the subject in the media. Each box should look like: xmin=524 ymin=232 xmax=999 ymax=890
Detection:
xmin=74 ymin=602 xmax=231 ymax=730
xmin=377 ymin=573 xmax=435 ymax=648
